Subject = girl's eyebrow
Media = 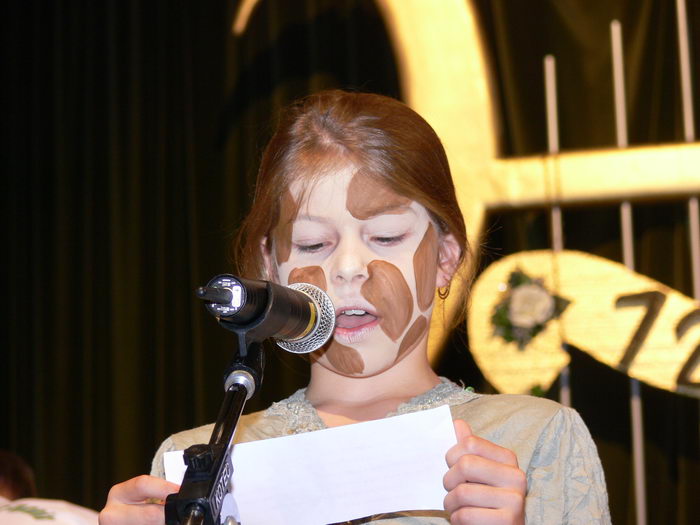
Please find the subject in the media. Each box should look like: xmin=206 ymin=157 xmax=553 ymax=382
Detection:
xmin=294 ymin=214 xmax=330 ymax=223
xmin=363 ymin=203 xmax=414 ymax=220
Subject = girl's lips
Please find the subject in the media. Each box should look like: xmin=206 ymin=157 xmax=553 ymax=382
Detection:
xmin=333 ymin=308 xmax=380 ymax=343
xmin=335 ymin=312 xmax=378 ymax=329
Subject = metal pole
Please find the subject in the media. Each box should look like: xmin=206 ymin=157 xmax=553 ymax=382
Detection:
xmin=675 ymin=0 xmax=700 ymax=469
xmin=544 ymin=54 xmax=570 ymax=407
xmin=690 ymin=197 xmax=700 ymax=302
xmin=612 ymin=20 xmax=647 ymax=525
xmin=676 ymin=0 xmax=695 ymax=143
xmin=674 ymin=0 xmax=699 ymax=299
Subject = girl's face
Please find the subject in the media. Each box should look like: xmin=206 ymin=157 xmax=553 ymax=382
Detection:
xmin=265 ymin=166 xmax=456 ymax=377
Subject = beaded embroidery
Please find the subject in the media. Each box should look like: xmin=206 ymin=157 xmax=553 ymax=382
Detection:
xmin=264 ymin=378 xmax=480 ymax=435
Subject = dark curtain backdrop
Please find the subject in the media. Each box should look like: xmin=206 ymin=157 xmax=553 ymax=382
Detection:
xmin=3 ymin=0 xmax=699 ymax=523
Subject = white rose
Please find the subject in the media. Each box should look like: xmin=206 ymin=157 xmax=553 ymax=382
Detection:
xmin=508 ymin=283 xmax=555 ymax=328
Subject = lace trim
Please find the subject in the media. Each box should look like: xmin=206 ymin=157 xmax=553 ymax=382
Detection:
xmin=265 ymin=378 xmax=479 ymax=435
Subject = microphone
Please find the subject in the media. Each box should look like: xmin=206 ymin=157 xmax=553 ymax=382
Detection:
xmin=196 ymin=274 xmax=335 ymax=353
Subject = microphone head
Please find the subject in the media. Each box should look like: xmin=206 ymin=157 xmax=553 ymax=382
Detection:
xmin=276 ymin=283 xmax=335 ymax=354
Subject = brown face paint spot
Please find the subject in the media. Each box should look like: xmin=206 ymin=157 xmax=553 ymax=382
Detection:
xmin=413 ymin=224 xmax=439 ymax=311
xmin=272 ymin=190 xmax=298 ymax=264
xmin=288 ymin=266 xmax=327 ymax=291
xmin=346 ymin=170 xmax=411 ymax=220
xmin=325 ymin=340 xmax=365 ymax=375
xmin=361 ymin=260 xmax=413 ymax=341
xmin=397 ymin=315 xmax=428 ymax=361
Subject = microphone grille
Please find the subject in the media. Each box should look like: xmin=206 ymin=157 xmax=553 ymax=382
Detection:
xmin=275 ymin=283 xmax=335 ymax=354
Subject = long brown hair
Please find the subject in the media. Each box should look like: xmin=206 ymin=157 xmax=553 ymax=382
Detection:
xmin=234 ymin=90 xmax=470 ymax=291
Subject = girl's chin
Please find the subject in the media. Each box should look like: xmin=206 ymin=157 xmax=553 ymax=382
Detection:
xmin=328 ymin=361 xmax=398 ymax=379
xmin=326 ymin=348 xmax=403 ymax=378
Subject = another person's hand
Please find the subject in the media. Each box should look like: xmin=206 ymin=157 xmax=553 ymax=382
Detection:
xmin=443 ymin=420 xmax=526 ymax=525
xmin=99 ymin=475 xmax=179 ymax=525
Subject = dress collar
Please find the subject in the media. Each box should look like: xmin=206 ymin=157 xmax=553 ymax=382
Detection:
xmin=264 ymin=377 xmax=479 ymax=435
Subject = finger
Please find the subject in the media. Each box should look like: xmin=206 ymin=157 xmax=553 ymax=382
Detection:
xmin=99 ymin=502 xmax=166 ymax=525
xmin=443 ymin=454 xmax=526 ymax=492
xmin=448 ymin=506 xmax=517 ymax=525
xmin=446 ymin=435 xmax=519 ymax=468
xmin=107 ymin=475 xmax=180 ymax=504
xmin=453 ymin=419 xmax=473 ymax=442
xmin=443 ymin=482 xmax=524 ymax=515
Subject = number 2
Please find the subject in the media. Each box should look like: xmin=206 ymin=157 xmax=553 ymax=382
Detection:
xmin=676 ymin=308 xmax=700 ymax=387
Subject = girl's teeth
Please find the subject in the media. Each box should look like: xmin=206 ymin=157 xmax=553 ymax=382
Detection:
xmin=345 ymin=309 xmax=366 ymax=316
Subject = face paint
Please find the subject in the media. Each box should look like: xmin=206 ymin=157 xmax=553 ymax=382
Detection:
xmin=397 ymin=315 xmax=428 ymax=361
xmin=346 ymin=170 xmax=411 ymax=220
xmin=322 ymin=340 xmax=365 ymax=375
xmin=273 ymin=168 xmax=442 ymax=378
xmin=413 ymin=224 xmax=439 ymax=311
xmin=289 ymin=266 xmax=327 ymax=290
xmin=272 ymin=190 xmax=298 ymax=264
xmin=360 ymin=260 xmax=413 ymax=341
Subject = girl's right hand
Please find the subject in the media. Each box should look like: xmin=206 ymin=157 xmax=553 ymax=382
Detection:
xmin=98 ymin=475 xmax=180 ymax=525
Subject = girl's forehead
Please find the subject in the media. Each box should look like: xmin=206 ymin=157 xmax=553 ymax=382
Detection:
xmin=289 ymin=167 xmax=413 ymax=218
xmin=288 ymin=165 xmax=355 ymax=203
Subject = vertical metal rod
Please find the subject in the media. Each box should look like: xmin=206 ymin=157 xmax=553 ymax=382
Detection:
xmin=676 ymin=0 xmax=696 ymax=143
xmin=675 ymin=0 xmax=700 ymax=299
xmin=544 ymin=54 xmax=570 ymax=406
xmin=611 ymin=21 xmax=629 ymax=149
xmin=621 ymin=201 xmax=635 ymax=272
xmin=550 ymin=206 xmax=564 ymax=253
xmin=544 ymin=55 xmax=560 ymax=156
xmin=675 ymin=0 xmax=700 ymax=464
xmin=690 ymin=197 xmax=700 ymax=302
xmin=612 ymin=20 xmax=647 ymax=525
xmin=691 ymin=196 xmax=700 ymax=463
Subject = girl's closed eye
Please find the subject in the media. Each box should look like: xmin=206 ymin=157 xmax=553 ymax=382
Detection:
xmin=371 ymin=233 xmax=407 ymax=246
xmin=295 ymin=241 xmax=328 ymax=253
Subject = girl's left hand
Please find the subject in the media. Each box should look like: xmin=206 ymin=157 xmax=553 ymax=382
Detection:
xmin=443 ymin=419 xmax=526 ymax=525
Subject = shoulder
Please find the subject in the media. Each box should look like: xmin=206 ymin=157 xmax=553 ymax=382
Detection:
xmin=450 ymin=394 xmax=575 ymax=468
xmin=161 ymin=409 xmax=287 ymax=449
xmin=451 ymin=393 xmax=610 ymax=521
xmin=150 ymin=409 xmax=288 ymax=478
xmin=451 ymin=393 xmax=562 ymax=433
xmin=164 ymin=422 xmax=215 ymax=452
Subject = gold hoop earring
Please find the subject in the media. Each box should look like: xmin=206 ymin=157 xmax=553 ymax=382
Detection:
xmin=438 ymin=284 xmax=451 ymax=300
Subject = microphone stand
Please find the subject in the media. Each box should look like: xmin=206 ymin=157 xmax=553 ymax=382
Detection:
xmin=165 ymin=320 xmax=266 ymax=525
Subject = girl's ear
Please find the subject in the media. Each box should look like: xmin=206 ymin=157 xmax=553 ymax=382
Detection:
xmin=436 ymin=233 xmax=461 ymax=288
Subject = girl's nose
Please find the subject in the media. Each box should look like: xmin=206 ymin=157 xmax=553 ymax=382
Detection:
xmin=330 ymin=237 xmax=370 ymax=286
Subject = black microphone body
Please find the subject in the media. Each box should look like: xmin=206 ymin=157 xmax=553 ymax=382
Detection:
xmin=196 ymin=274 xmax=335 ymax=353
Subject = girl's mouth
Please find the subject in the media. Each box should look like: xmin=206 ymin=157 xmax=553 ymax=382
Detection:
xmin=334 ymin=308 xmax=379 ymax=343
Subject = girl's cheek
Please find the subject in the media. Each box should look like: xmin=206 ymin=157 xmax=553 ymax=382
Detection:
xmin=360 ymin=260 xmax=414 ymax=341
xmin=413 ymin=223 xmax=439 ymax=312
xmin=396 ymin=315 xmax=429 ymax=361
xmin=288 ymin=266 xmax=327 ymax=291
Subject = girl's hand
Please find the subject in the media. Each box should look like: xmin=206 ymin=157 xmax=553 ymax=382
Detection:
xmin=443 ymin=420 xmax=526 ymax=525
xmin=99 ymin=475 xmax=179 ymax=525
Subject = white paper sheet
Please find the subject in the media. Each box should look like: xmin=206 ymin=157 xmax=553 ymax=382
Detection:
xmin=165 ymin=404 xmax=456 ymax=525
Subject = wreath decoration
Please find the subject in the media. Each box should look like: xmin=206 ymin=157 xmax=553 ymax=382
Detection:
xmin=491 ymin=269 xmax=570 ymax=350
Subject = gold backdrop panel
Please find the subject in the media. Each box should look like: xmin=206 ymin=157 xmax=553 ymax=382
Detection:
xmin=233 ymin=0 xmax=700 ymax=366
xmin=470 ymin=250 xmax=700 ymax=397
xmin=372 ymin=0 xmax=700 ymax=361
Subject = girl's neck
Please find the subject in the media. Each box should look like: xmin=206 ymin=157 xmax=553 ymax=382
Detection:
xmin=305 ymin=347 xmax=440 ymax=427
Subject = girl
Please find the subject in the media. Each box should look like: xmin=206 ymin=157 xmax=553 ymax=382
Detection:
xmin=100 ymin=90 xmax=610 ymax=525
